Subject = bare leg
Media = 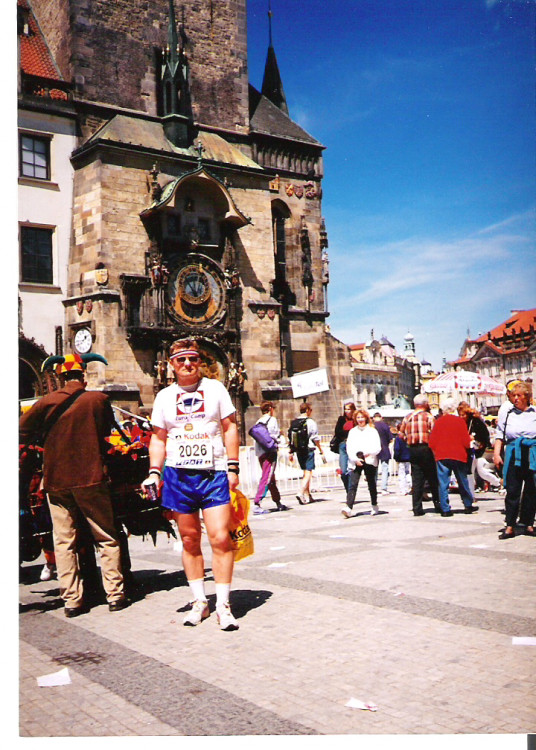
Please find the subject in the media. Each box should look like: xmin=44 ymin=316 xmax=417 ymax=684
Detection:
xmin=301 ymin=469 xmax=312 ymax=498
xmin=202 ymin=503 xmax=234 ymax=584
xmin=174 ymin=511 xmax=204 ymax=580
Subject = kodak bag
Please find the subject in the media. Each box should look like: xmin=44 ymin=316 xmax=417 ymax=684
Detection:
xmin=228 ymin=489 xmax=254 ymax=562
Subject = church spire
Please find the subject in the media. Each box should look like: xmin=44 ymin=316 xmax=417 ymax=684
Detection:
xmin=261 ymin=1 xmax=289 ymax=116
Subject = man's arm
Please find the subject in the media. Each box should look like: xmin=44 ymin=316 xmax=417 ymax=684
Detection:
xmin=148 ymin=426 xmax=167 ymax=477
xmin=19 ymin=401 xmax=45 ymax=444
xmin=222 ymin=413 xmax=240 ymax=491
xmin=493 ymin=438 xmax=504 ymax=468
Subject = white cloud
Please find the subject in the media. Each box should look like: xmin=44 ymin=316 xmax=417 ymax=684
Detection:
xmin=327 ymin=212 xmax=535 ymax=369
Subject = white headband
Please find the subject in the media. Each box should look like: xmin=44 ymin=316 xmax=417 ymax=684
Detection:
xmin=169 ymin=350 xmax=200 ymax=361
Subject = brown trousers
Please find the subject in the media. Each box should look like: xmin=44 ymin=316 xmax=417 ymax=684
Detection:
xmin=47 ymin=482 xmax=124 ymax=607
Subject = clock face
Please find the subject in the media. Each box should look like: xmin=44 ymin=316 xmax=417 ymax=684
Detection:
xmin=178 ymin=266 xmax=212 ymax=305
xmin=74 ymin=327 xmax=92 ymax=353
xmin=167 ymin=258 xmax=225 ymax=326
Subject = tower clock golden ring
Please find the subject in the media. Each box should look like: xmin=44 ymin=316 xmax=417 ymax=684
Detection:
xmin=177 ymin=265 xmax=212 ymax=305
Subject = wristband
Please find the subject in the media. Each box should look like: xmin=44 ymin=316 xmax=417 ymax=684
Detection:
xmin=149 ymin=467 xmax=161 ymax=477
xmin=228 ymin=467 xmax=240 ymax=474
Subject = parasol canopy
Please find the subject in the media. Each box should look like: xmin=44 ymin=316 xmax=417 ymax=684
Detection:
xmin=422 ymin=371 xmax=506 ymax=396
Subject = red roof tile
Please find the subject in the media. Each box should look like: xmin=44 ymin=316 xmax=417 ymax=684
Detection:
xmin=18 ymin=0 xmax=62 ymax=82
xmin=475 ymin=309 xmax=536 ymax=343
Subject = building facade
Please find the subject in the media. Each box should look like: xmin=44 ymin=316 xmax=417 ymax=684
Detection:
xmin=349 ymin=332 xmax=418 ymax=411
xmin=18 ymin=0 xmax=352 ymax=436
xmin=449 ymin=308 xmax=536 ymax=412
xmin=18 ymin=0 xmax=77 ymax=400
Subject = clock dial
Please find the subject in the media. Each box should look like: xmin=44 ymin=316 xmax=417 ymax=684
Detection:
xmin=178 ymin=266 xmax=212 ymax=305
xmin=167 ymin=258 xmax=225 ymax=326
xmin=74 ymin=327 xmax=92 ymax=353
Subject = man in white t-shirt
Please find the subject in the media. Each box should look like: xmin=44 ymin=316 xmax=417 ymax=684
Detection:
xmin=142 ymin=338 xmax=240 ymax=631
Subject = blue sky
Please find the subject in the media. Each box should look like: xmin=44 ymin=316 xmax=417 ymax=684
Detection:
xmin=247 ymin=0 xmax=536 ymax=370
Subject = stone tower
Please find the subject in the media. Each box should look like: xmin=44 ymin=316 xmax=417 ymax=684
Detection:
xmin=28 ymin=0 xmax=352 ymax=436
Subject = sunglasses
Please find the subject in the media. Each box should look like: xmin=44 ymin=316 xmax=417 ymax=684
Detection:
xmin=174 ymin=356 xmax=200 ymax=363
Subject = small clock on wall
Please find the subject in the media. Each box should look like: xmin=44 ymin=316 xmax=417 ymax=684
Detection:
xmin=74 ymin=327 xmax=93 ymax=354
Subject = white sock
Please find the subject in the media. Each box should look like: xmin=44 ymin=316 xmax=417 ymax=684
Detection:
xmin=215 ymin=583 xmax=231 ymax=608
xmin=188 ymin=578 xmax=207 ymax=602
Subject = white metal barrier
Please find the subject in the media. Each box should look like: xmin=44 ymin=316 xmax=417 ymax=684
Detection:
xmin=239 ymin=436 xmax=343 ymax=498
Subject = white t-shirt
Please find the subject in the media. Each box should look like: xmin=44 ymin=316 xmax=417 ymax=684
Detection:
xmin=151 ymin=377 xmax=235 ymax=471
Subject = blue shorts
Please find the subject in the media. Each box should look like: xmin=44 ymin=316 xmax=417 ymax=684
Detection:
xmin=297 ymin=449 xmax=315 ymax=471
xmin=162 ymin=467 xmax=230 ymax=514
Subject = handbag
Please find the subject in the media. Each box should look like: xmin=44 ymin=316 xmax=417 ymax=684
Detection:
xmin=329 ymin=435 xmax=340 ymax=454
xmin=228 ymin=489 xmax=254 ymax=562
xmin=248 ymin=420 xmax=277 ymax=453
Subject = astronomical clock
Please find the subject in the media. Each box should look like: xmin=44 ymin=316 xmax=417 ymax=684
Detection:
xmin=167 ymin=257 xmax=226 ymax=327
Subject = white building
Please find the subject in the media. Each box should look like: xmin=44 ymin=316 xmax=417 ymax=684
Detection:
xmin=18 ymin=0 xmax=76 ymax=398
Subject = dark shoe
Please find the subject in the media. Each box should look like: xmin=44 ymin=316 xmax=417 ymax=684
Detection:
xmin=64 ymin=604 xmax=89 ymax=618
xmin=464 ymin=505 xmax=479 ymax=514
xmin=498 ymin=530 xmax=515 ymax=539
xmin=524 ymin=527 xmax=535 ymax=536
xmin=276 ymin=504 xmax=289 ymax=511
xmin=108 ymin=597 xmax=130 ymax=612
xmin=441 ymin=511 xmax=454 ymax=517
xmin=413 ymin=510 xmax=425 ymax=516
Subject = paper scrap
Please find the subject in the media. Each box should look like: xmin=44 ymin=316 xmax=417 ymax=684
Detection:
xmin=267 ymin=562 xmax=288 ymax=568
xmin=346 ymin=698 xmax=378 ymax=711
xmin=470 ymin=544 xmax=489 ymax=549
xmin=393 ymin=592 xmax=405 ymax=597
xmin=270 ymin=546 xmax=286 ymax=551
xmin=512 ymin=637 xmax=536 ymax=646
xmin=37 ymin=667 xmax=71 ymax=687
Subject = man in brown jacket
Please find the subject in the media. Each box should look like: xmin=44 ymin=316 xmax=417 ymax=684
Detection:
xmin=19 ymin=353 xmax=128 ymax=617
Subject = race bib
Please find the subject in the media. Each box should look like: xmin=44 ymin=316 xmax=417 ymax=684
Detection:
xmin=167 ymin=430 xmax=214 ymax=470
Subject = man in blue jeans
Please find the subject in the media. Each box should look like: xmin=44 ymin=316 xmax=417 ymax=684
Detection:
xmin=429 ymin=398 xmax=478 ymax=516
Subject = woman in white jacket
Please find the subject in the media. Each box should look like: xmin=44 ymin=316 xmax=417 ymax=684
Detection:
xmin=342 ymin=409 xmax=382 ymax=518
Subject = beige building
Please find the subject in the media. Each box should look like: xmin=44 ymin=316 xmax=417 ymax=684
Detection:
xmin=349 ymin=331 xmax=419 ymax=412
xmin=18 ymin=0 xmax=352 ymax=437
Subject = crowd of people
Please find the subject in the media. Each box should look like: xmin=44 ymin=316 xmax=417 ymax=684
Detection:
xmin=332 ymin=382 xmax=535 ymax=540
xmin=19 ymin=341 xmax=535 ymax=629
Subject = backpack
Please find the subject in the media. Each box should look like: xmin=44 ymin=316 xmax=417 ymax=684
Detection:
xmin=288 ymin=417 xmax=309 ymax=453
xmin=248 ymin=419 xmax=277 ymax=453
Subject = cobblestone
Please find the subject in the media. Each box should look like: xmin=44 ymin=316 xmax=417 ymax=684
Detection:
xmin=18 ymin=483 xmax=535 ymax=743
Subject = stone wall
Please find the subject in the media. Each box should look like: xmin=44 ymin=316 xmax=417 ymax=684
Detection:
xmin=35 ymin=0 xmax=249 ymax=134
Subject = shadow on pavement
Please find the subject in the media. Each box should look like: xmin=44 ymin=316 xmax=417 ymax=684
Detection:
xmin=175 ymin=589 xmax=272 ymax=621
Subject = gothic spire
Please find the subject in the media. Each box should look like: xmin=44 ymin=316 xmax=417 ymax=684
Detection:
xmin=160 ymin=0 xmax=192 ymax=147
xmin=261 ymin=1 xmax=289 ymax=116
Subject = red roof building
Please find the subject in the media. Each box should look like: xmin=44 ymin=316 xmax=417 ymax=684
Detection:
xmin=18 ymin=0 xmax=70 ymax=100
xmin=448 ymin=309 xmax=535 ymax=409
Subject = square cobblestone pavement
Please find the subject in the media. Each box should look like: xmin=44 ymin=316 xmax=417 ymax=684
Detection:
xmin=17 ymin=482 xmax=535 ymax=746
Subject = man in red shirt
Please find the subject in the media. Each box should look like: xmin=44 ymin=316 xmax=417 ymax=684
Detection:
xmin=429 ymin=397 xmax=478 ymax=516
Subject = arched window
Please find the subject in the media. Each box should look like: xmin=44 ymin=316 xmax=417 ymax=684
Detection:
xmin=271 ymin=200 xmax=291 ymax=305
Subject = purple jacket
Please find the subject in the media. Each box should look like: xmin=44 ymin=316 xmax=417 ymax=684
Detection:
xmin=374 ymin=419 xmax=392 ymax=461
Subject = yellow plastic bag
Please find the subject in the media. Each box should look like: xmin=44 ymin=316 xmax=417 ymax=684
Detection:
xmin=228 ymin=489 xmax=254 ymax=562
